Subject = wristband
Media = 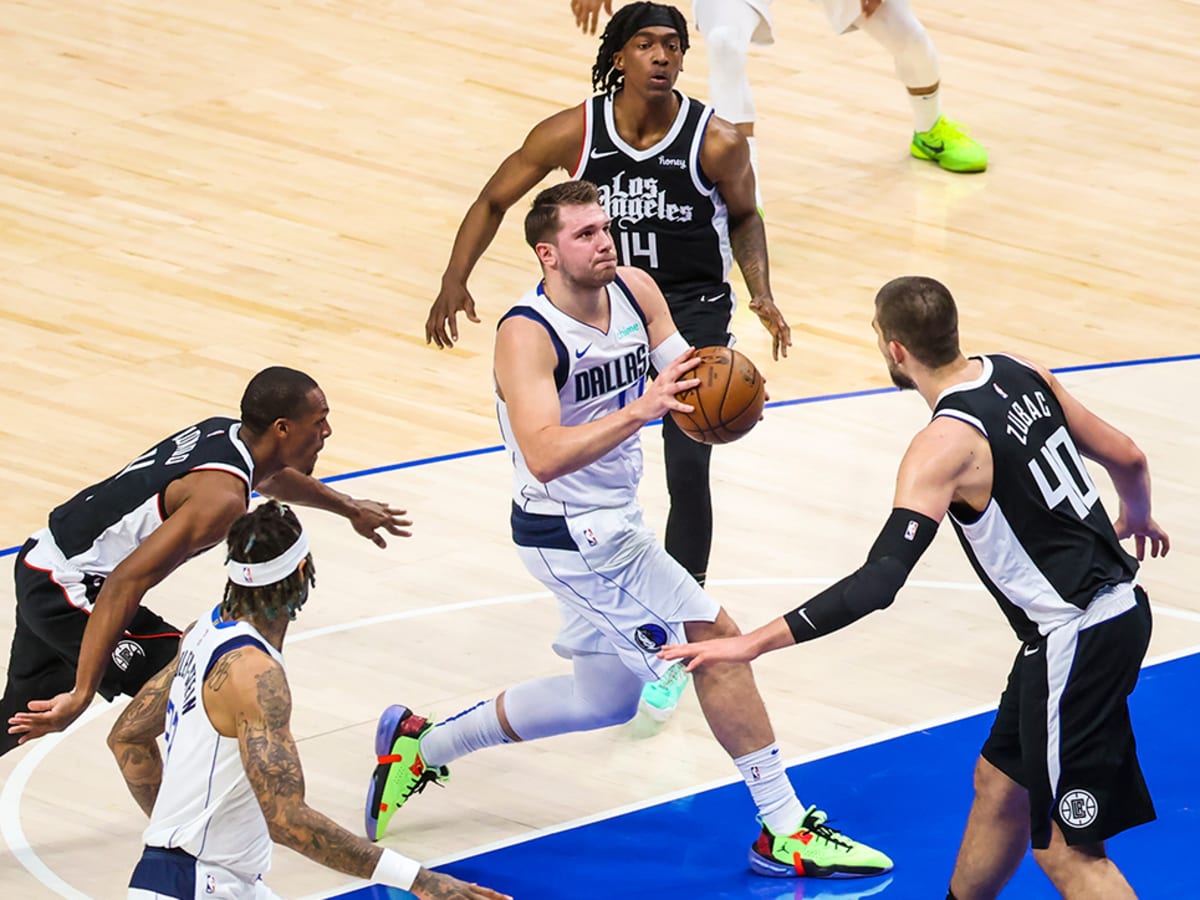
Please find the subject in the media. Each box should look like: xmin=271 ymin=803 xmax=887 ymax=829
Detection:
xmin=372 ymin=848 xmax=422 ymax=891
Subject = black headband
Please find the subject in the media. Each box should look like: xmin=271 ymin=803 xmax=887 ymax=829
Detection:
xmin=616 ymin=6 xmax=683 ymax=50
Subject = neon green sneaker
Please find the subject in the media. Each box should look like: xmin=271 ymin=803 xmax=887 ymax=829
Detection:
xmin=364 ymin=704 xmax=449 ymax=842
xmin=749 ymin=807 xmax=894 ymax=878
xmin=911 ymin=116 xmax=988 ymax=173
xmin=639 ymin=663 xmax=690 ymax=722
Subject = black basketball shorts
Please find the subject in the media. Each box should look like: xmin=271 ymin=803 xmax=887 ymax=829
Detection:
xmin=982 ymin=583 xmax=1155 ymax=849
xmin=7 ymin=537 xmax=182 ymax=704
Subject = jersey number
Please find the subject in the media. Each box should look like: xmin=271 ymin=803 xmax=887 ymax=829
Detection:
xmin=618 ymin=231 xmax=659 ymax=269
xmin=1028 ymin=426 xmax=1099 ymax=518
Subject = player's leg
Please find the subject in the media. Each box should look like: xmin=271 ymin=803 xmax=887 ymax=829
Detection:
xmin=1029 ymin=586 xmax=1153 ymax=897
xmin=947 ymin=652 xmax=1030 ymax=898
xmin=684 ymin=610 xmax=893 ymax=878
xmin=946 ymin=757 xmax=1031 ymax=899
xmin=661 ymin=413 xmax=714 ymax=586
xmin=694 ymin=0 xmax=770 ymax=207
xmin=856 ymin=0 xmax=987 ymax=172
xmin=365 ymin=651 xmax=643 ymax=841
xmin=1032 ymin=825 xmax=1135 ymax=900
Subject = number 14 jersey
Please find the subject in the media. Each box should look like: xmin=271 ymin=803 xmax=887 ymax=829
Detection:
xmin=571 ymin=92 xmax=732 ymax=303
xmin=934 ymin=354 xmax=1138 ymax=642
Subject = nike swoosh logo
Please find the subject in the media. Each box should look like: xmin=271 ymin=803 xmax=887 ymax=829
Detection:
xmin=917 ymin=138 xmax=945 ymax=153
xmin=590 ymin=148 xmax=619 ymax=159
xmin=797 ymin=609 xmax=816 ymax=632
xmin=698 ymin=293 xmax=725 ymax=304
xmin=575 ymin=344 xmax=592 ymax=358
xmin=1023 ymin=644 xmax=1039 ymax=656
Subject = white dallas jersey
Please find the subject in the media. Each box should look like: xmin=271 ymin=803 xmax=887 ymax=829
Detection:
xmin=497 ymin=277 xmax=650 ymax=516
xmin=144 ymin=607 xmax=284 ymax=880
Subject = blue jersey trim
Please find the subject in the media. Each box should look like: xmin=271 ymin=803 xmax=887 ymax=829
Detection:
xmin=499 ymin=304 xmax=570 ymax=392
xmin=511 ymin=503 xmax=576 ymax=551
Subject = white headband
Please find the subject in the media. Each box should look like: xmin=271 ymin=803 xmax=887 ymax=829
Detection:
xmin=226 ymin=530 xmax=310 ymax=587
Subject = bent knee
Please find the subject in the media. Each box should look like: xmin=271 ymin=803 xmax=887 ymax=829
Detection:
xmin=703 ymin=25 xmax=750 ymax=63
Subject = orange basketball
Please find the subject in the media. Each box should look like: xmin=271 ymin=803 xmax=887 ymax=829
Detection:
xmin=669 ymin=346 xmax=765 ymax=444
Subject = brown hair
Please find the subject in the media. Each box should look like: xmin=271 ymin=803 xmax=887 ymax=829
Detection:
xmin=524 ymin=180 xmax=603 ymax=249
xmin=874 ymin=276 xmax=961 ymax=368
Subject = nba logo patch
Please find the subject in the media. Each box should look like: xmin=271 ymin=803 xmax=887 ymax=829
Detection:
xmin=584 ymin=528 xmax=598 ymax=547
xmin=205 ymin=874 xmax=217 ymax=894
xmin=904 ymin=520 xmax=919 ymax=541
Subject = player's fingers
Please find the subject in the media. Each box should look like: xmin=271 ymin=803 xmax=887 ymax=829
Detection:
xmin=464 ymin=296 xmax=481 ymax=324
xmin=1160 ymin=533 xmax=1171 ymax=557
xmin=1135 ymin=534 xmax=1146 ymax=561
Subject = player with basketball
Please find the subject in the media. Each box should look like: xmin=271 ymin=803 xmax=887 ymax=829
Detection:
xmin=424 ymin=3 xmax=790 ymax=721
xmin=366 ymin=181 xmax=892 ymax=881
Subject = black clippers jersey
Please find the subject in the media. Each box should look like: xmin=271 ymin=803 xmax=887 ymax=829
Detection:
xmin=572 ymin=92 xmax=732 ymax=300
xmin=935 ymin=355 xmax=1138 ymax=643
xmin=47 ymin=417 xmax=254 ymax=573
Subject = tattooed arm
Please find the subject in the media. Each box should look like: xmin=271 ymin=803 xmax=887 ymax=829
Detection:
xmin=207 ymin=648 xmax=510 ymax=900
xmin=107 ymin=634 xmax=189 ymax=817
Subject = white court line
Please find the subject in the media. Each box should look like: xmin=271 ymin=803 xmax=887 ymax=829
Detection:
xmin=7 ymin=579 xmax=1198 ymax=899
xmin=297 ymin=638 xmax=1200 ymax=900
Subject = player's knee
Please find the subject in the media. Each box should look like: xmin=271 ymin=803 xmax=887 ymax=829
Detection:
xmin=587 ymin=690 xmax=640 ymax=727
xmin=704 ymin=25 xmax=749 ymax=68
xmin=664 ymin=452 xmax=711 ymax=496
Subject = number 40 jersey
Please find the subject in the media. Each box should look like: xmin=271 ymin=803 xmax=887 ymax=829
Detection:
xmin=934 ymin=354 xmax=1138 ymax=643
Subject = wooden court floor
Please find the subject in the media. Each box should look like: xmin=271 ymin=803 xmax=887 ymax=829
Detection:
xmin=1 ymin=0 xmax=1198 ymax=896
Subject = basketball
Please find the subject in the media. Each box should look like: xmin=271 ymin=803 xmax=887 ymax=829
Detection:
xmin=669 ymin=346 xmax=765 ymax=444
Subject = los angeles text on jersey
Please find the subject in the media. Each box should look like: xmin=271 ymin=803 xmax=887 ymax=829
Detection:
xmin=597 ymin=173 xmax=694 ymax=226
xmin=574 ymin=345 xmax=648 ymax=402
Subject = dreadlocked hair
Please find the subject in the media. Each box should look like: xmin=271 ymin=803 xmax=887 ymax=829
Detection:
xmin=591 ymin=2 xmax=689 ymax=95
xmin=222 ymin=501 xmax=316 ymax=623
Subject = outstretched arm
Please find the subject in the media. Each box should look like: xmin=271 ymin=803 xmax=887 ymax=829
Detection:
xmin=8 ymin=475 xmax=246 ymax=744
xmin=428 ymin=107 xmax=585 ymax=348
xmin=256 ymin=468 xmax=412 ymax=548
xmin=661 ymin=419 xmax=975 ymax=669
xmin=218 ymin=651 xmax=509 ymax=900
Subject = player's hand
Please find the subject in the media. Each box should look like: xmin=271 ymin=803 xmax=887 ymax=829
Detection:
xmin=427 ymin=282 xmax=481 ymax=349
xmin=571 ymin=0 xmax=613 ymax=34
xmin=659 ymin=634 xmax=762 ymax=672
xmin=636 ymin=348 xmax=701 ymax=421
xmin=1114 ymin=510 xmax=1170 ymax=560
xmin=748 ymin=295 xmax=791 ymax=360
xmin=347 ymin=499 xmax=412 ymax=548
xmin=7 ymin=689 xmax=91 ymax=744
xmin=861 ymin=0 xmax=883 ymax=17
xmin=412 ymin=868 xmax=513 ymax=900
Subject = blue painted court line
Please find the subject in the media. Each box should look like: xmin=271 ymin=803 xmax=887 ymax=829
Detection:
xmin=3 ymin=350 xmax=1196 ymax=559
xmin=337 ymin=651 xmax=1198 ymax=900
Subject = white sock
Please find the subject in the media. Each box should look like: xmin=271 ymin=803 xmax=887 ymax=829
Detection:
xmin=746 ymin=136 xmax=764 ymax=209
xmin=420 ymin=699 xmax=512 ymax=768
xmin=733 ymin=743 xmax=807 ymax=834
xmin=910 ymin=89 xmax=942 ymax=133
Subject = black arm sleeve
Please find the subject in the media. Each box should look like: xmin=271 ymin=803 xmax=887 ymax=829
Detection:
xmin=783 ymin=508 xmax=939 ymax=643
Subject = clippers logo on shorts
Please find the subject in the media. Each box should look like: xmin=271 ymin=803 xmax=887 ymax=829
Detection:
xmin=112 ymin=639 xmax=145 ymax=672
xmin=1059 ymin=789 xmax=1099 ymax=828
xmin=634 ymin=623 xmax=668 ymax=653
